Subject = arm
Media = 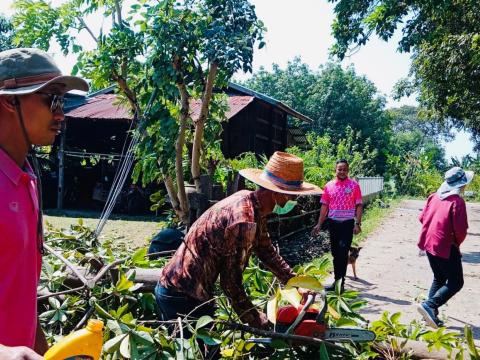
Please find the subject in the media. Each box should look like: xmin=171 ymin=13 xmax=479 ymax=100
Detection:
xmin=353 ymin=203 xmax=363 ymax=234
xmin=312 ymin=204 xmax=328 ymax=235
xmin=452 ymin=198 xmax=468 ymax=246
xmin=0 ymin=345 xmax=43 ymax=360
xmin=219 ymin=223 xmax=267 ymax=328
xmin=34 ymin=317 xmax=48 ymax=355
xmin=419 ymin=194 xmax=432 ymax=224
xmin=352 ymin=182 xmax=362 ymax=234
xmin=255 ymin=219 xmax=295 ymax=285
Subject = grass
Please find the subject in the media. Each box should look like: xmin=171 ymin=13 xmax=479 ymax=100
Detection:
xmin=44 ymin=209 xmax=166 ymax=248
xmin=353 ymin=197 xmax=401 ymax=246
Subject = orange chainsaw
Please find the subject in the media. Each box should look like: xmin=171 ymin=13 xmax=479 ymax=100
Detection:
xmin=250 ymin=292 xmax=375 ymax=344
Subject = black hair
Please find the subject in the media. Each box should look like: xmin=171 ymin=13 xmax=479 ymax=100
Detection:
xmin=336 ymin=159 xmax=349 ymax=166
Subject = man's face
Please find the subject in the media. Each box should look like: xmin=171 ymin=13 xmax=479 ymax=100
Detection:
xmin=335 ymin=162 xmax=349 ymax=180
xmin=18 ymin=87 xmax=65 ymax=146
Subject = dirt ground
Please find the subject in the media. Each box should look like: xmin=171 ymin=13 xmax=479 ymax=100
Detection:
xmin=344 ymin=199 xmax=480 ymax=340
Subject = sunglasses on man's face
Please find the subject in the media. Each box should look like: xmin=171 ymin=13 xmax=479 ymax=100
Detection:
xmin=38 ymin=93 xmax=65 ymax=113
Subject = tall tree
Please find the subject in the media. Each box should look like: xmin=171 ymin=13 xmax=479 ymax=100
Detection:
xmin=329 ymin=0 xmax=480 ymax=148
xmin=244 ymin=59 xmax=390 ymax=173
xmin=12 ymin=0 xmax=264 ymax=224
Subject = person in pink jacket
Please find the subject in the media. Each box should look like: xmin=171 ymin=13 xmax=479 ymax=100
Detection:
xmin=417 ymin=167 xmax=473 ymax=328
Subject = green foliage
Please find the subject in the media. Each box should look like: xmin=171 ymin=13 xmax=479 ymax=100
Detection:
xmin=287 ymin=128 xmax=377 ymax=187
xmin=244 ymin=58 xmax=390 ymax=173
xmin=40 ymin=215 xmax=480 ymax=359
xmin=329 ymin=0 xmax=480 ymax=149
xmin=0 ymin=14 xmax=14 ymax=51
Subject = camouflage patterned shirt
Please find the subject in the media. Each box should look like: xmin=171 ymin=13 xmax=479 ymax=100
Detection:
xmin=159 ymin=190 xmax=294 ymax=325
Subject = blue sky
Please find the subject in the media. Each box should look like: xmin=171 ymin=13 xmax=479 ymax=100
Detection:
xmin=3 ymin=0 xmax=474 ymax=159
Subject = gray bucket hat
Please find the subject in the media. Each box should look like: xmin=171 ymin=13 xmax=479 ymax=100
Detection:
xmin=437 ymin=167 xmax=474 ymax=199
xmin=0 ymin=48 xmax=89 ymax=95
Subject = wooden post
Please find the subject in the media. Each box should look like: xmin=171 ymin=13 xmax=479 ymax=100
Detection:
xmin=57 ymin=124 xmax=66 ymax=209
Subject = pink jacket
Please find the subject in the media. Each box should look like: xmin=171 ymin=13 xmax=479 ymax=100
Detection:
xmin=418 ymin=193 xmax=468 ymax=259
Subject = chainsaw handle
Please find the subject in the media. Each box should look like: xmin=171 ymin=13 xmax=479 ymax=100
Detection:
xmin=285 ymin=294 xmax=314 ymax=334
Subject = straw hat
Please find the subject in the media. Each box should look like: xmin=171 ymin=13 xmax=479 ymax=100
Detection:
xmin=239 ymin=151 xmax=322 ymax=195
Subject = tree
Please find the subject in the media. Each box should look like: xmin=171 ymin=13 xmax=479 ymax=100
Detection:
xmin=244 ymin=59 xmax=390 ymax=173
xmin=12 ymin=0 xmax=264 ymax=225
xmin=388 ymin=106 xmax=447 ymax=170
xmin=0 ymin=14 xmax=14 ymax=51
xmin=329 ymin=0 xmax=480 ymax=148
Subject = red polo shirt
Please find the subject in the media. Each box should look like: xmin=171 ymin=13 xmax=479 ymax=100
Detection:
xmin=418 ymin=192 xmax=468 ymax=259
xmin=0 ymin=148 xmax=42 ymax=348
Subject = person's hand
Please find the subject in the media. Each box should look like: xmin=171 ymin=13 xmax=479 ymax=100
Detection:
xmin=353 ymin=224 xmax=361 ymax=235
xmin=250 ymin=312 xmax=270 ymax=329
xmin=311 ymin=223 xmax=322 ymax=236
xmin=297 ymin=288 xmax=316 ymax=302
xmin=0 ymin=345 xmax=44 ymax=360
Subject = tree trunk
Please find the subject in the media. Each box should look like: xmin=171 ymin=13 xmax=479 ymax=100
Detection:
xmin=164 ymin=174 xmax=188 ymax=223
xmin=174 ymin=75 xmax=190 ymax=223
xmin=191 ymin=62 xmax=218 ymax=192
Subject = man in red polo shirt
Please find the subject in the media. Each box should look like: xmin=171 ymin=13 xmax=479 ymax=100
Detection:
xmin=0 ymin=48 xmax=88 ymax=358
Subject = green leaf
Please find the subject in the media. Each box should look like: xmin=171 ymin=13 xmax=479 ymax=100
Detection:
xmin=286 ymin=275 xmax=323 ymax=291
xmin=319 ymin=342 xmax=330 ymax=359
xmin=95 ymin=303 xmax=115 ymax=320
xmin=279 ymin=288 xmax=302 ymax=308
xmin=196 ymin=329 xmax=221 ymax=346
xmin=116 ymin=272 xmax=135 ymax=292
xmin=131 ymin=247 xmax=147 ymax=264
xmin=195 ymin=315 xmax=214 ymax=331
xmin=120 ymin=334 xmax=131 ymax=358
xmin=104 ymin=334 xmax=126 ymax=353
xmin=267 ymin=290 xmax=280 ymax=324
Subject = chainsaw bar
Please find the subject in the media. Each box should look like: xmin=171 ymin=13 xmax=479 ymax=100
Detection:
xmin=324 ymin=328 xmax=376 ymax=342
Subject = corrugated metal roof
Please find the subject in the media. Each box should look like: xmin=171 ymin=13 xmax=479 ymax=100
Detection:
xmin=227 ymin=82 xmax=313 ymax=123
xmin=189 ymin=96 xmax=254 ymax=121
xmin=66 ymin=94 xmax=132 ymax=121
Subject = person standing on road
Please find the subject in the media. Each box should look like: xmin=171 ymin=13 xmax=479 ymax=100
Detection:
xmin=311 ymin=159 xmax=363 ymax=292
xmin=417 ymin=167 xmax=473 ymax=328
xmin=0 ymin=48 xmax=88 ymax=359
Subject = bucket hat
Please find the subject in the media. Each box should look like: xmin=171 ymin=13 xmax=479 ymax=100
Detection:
xmin=437 ymin=167 xmax=474 ymax=199
xmin=239 ymin=151 xmax=322 ymax=195
xmin=0 ymin=48 xmax=88 ymax=95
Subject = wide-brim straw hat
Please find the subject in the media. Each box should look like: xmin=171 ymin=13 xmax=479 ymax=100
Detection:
xmin=437 ymin=166 xmax=474 ymax=198
xmin=239 ymin=151 xmax=322 ymax=195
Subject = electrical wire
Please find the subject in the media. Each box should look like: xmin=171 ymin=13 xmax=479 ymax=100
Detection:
xmin=94 ymin=89 xmax=158 ymax=238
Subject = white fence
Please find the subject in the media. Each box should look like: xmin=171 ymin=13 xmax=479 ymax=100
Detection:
xmin=357 ymin=177 xmax=384 ymax=198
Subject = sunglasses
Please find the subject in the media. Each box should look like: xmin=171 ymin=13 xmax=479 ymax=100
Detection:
xmin=38 ymin=92 xmax=65 ymax=112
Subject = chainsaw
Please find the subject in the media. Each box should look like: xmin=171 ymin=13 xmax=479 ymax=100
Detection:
xmin=250 ymin=291 xmax=375 ymax=344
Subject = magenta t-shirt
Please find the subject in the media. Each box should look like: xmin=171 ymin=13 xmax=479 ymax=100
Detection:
xmin=0 ymin=148 xmax=42 ymax=348
xmin=321 ymin=177 xmax=362 ymax=220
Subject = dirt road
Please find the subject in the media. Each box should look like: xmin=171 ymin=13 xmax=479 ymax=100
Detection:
xmin=345 ymin=199 xmax=480 ymax=339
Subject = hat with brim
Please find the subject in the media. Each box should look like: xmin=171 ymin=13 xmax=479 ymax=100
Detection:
xmin=0 ymin=48 xmax=89 ymax=95
xmin=437 ymin=167 xmax=474 ymax=198
xmin=239 ymin=151 xmax=322 ymax=196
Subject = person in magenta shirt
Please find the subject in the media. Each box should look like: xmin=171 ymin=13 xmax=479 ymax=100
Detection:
xmin=0 ymin=48 xmax=88 ymax=359
xmin=312 ymin=159 xmax=363 ymax=292
xmin=416 ymin=167 xmax=473 ymax=328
